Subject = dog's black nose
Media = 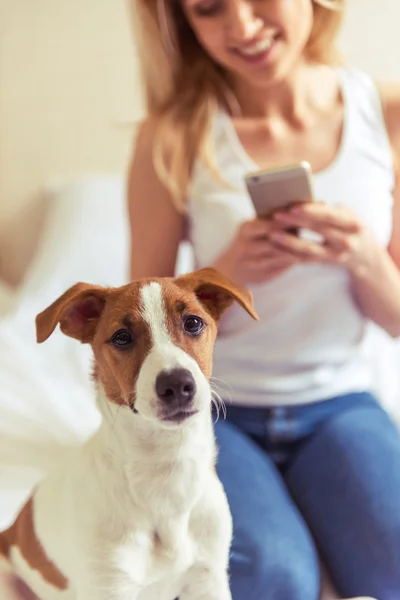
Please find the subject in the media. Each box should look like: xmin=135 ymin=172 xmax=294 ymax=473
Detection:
xmin=155 ymin=369 xmax=196 ymax=406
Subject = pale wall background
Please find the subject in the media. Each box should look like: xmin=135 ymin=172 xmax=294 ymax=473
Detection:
xmin=0 ymin=0 xmax=399 ymax=284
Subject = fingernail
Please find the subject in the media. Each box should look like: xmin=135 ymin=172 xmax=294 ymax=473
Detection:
xmin=270 ymin=232 xmax=283 ymax=241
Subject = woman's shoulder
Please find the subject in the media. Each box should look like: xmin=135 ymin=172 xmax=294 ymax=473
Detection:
xmin=338 ymin=67 xmax=400 ymax=151
xmin=376 ymin=81 xmax=400 ymax=147
xmin=131 ymin=116 xmax=159 ymax=162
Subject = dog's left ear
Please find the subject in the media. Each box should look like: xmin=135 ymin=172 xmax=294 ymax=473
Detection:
xmin=36 ymin=282 xmax=110 ymax=344
xmin=176 ymin=267 xmax=259 ymax=322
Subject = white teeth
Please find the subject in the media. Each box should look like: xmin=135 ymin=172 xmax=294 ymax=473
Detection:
xmin=240 ymin=37 xmax=273 ymax=57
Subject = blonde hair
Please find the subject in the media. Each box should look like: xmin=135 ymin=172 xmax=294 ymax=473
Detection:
xmin=131 ymin=0 xmax=345 ymax=210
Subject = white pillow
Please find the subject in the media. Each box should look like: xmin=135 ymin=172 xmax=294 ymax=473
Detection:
xmin=15 ymin=175 xmax=130 ymax=310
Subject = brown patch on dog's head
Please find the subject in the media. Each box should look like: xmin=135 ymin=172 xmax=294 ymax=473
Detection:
xmin=161 ymin=268 xmax=258 ymax=379
xmin=36 ymin=281 xmax=152 ymax=409
xmin=36 ymin=282 xmax=109 ymax=345
xmin=176 ymin=267 xmax=258 ymax=322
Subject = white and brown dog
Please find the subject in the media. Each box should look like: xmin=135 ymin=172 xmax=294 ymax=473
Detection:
xmin=0 ymin=267 xmax=257 ymax=600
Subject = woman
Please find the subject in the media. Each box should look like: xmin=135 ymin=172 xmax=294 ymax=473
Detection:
xmin=128 ymin=1 xmax=400 ymax=599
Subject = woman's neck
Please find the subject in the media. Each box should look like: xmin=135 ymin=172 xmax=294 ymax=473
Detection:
xmin=230 ymin=61 xmax=337 ymax=126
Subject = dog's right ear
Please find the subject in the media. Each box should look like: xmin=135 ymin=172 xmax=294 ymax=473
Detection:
xmin=176 ymin=267 xmax=259 ymax=322
xmin=36 ymin=283 xmax=110 ymax=344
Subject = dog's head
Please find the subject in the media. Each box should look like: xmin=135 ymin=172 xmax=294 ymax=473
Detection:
xmin=36 ymin=268 xmax=258 ymax=427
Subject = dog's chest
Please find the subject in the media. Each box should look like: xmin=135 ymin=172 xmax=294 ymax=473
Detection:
xmin=131 ymin=465 xmax=204 ymax=565
xmin=114 ymin=513 xmax=195 ymax=596
xmin=152 ymin=515 xmax=194 ymax=573
xmin=110 ymin=454 xmax=207 ymax=572
xmin=129 ymin=451 xmax=207 ymax=517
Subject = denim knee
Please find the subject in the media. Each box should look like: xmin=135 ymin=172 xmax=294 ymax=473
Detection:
xmin=230 ymin=534 xmax=320 ymax=600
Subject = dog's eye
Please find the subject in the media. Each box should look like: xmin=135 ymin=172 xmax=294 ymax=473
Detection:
xmin=110 ymin=329 xmax=133 ymax=349
xmin=183 ymin=315 xmax=206 ymax=336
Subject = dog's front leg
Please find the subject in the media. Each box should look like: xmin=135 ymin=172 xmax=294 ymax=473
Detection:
xmin=74 ymin=534 xmax=150 ymax=600
xmin=75 ymin=562 xmax=144 ymax=600
xmin=180 ymin=564 xmax=232 ymax=600
xmin=76 ymin=578 xmax=142 ymax=600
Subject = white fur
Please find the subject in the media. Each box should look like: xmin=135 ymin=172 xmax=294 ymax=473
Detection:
xmin=135 ymin=282 xmax=212 ymax=424
xmin=6 ymin=282 xmax=233 ymax=600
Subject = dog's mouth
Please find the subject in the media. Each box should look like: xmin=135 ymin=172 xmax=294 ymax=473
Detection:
xmin=161 ymin=409 xmax=199 ymax=424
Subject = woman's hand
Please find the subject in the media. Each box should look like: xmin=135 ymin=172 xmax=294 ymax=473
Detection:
xmin=270 ymin=201 xmax=380 ymax=275
xmin=212 ymin=218 xmax=300 ymax=285
xmin=270 ymin=200 xmax=400 ymax=337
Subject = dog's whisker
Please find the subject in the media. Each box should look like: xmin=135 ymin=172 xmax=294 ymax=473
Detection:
xmin=210 ymin=377 xmax=232 ymax=402
xmin=211 ymin=395 xmax=220 ymax=423
xmin=211 ymin=385 xmax=231 ymax=406
xmin=210 ymin=382 xmax=228 ymax=411
xmin=210 ymin=375 xmax=232 ymax=390
xmin=211 ymin=389 xmax=227 ymax=423
xmin=216 ymin=393 xmax=227 ymax=420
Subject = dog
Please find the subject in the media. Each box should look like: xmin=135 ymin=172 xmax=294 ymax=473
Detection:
xmin=0 ymin=267 xmax=258 ymax=600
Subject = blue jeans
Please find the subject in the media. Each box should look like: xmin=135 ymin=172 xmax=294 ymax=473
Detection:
xmin=214 ymin=392 xmax=400 ymax=600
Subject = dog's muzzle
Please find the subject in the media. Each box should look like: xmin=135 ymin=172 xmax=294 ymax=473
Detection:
xmin=155 ymin=368 xmax=198 ymax=422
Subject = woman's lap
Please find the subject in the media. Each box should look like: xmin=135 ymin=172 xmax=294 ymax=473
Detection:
xmin=214 ymin=418 xmax=320 ymax=600
xmin=215 ymin=392 xmax=400 ymax=600
xmin=285 ymin=395 xmax=400 ymax=599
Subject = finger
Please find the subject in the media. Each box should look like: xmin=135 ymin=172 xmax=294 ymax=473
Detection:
xmin=242 ymin=241 xmax=273 ymax=260
xmin=271 ymin=230 xmax=351 ymax=265
xmin=246 ymin=253 xmax=298 ymax=274
xmin=241 ymin=218 xmax=273 ymax=240
xmin=269 ymin=231 xmax=332 ymax=261
xmin=274 ymin=204 xmax=360 ymax=233
xmin=251 ymin=259 xmax=301 ymax=283
xmin=250 ymin=267 xmax=291 ymax=283
xmin=319 ymin=226 xmax=355 ymax=252
xmin=267 ymin=245 xmax=303 ymax=259
xmin=292 ymin=203 xmax=361 ymax=232
xmin=303 ymin=225 xmax=356 ymax=265
xmin=242 ymin=237 xmax=297 ymax=260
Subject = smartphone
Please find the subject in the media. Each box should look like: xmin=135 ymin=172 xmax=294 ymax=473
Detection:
xmin=245 ymin=161 xmax=314 ymax=218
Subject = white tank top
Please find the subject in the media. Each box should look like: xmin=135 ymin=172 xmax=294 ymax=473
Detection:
xmin=188 ymin=68 xmax=395 ymax=406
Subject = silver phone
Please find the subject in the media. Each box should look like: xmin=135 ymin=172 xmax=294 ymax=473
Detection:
xmin=245 ymin=161 xmax=315 ymax=218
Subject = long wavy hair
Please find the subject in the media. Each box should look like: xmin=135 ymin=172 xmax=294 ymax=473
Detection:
xmin=131 ymin=0 xmax=345 ymax=210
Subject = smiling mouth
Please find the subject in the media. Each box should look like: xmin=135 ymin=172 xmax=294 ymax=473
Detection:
xmin=234 ymin=33 xmax=281 ymax=62
xmin=162 ymin=409 xmax=199 ymax=424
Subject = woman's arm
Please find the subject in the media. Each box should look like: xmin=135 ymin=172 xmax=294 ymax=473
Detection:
xmin=127 ymin=118 xmax=186 ymax=280
xmin=381 ymin=82 xmax=400 ymax=270
xmin=347 ymin=204 xmax=400 ymax=338
xmin=346 ymin=83 xmax=400 ymax=337
xmin=270 ymin=83 xmax=400 ymax=338
xmin=272 ymin=197 xmax=400 ymax=337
